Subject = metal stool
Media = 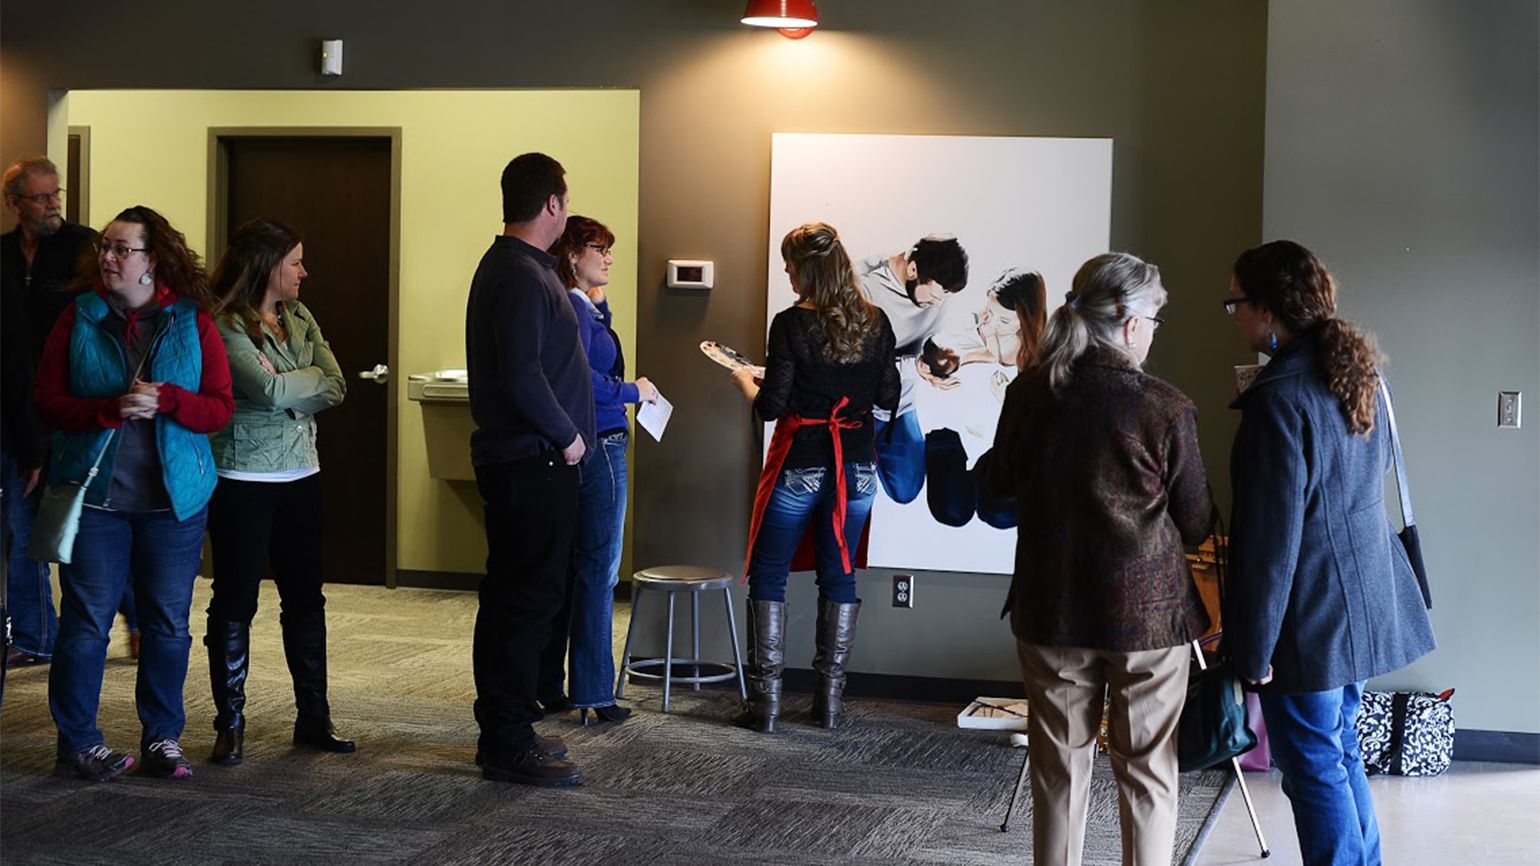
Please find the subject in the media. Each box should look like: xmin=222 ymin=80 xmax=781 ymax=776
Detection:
xmin=615 ymin=565 xmax=747 ymax=712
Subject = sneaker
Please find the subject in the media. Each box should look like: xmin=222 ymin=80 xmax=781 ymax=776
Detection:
xmin=141 ymin=738 xmax=194 ymax=779
xmin=55 ymin=744 xmax=135 ymax=782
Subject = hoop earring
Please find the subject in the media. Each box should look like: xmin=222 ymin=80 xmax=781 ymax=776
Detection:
xmin=139 ymin=271 xmax=153 ymax=286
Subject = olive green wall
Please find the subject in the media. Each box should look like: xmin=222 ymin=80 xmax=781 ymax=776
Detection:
xmin=2 ymin=3 xmax=1265 ymax=687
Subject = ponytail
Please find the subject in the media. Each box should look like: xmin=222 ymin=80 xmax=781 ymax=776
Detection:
xmin=1315 ymin=318 xmax=1382 ymax=435
xmin=1037 ymin=252 xmax=1165 ymax=397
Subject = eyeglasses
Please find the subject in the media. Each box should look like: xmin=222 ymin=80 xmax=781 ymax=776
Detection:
xmin=584 ymin=243 xmax=612 ymax=257
xmin=1222 ymin=296 xmax=1254 ymax=316
xmin=1144 ymin=315 xmax=1166 ymax=329
xmin=12 ymin=188 xmax=64 ymax=205
xmin=95 ymin=241 xmax=150 ymax=259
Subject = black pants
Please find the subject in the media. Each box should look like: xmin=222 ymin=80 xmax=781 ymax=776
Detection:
xmin=473 ymin=455 xmax=579 ymax=754
xmin=206 ymin=474 xmax=326 ymax=624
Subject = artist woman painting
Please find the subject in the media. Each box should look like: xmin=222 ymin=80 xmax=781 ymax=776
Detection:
xmin=730 ymin=222 xmax=899 ymax=733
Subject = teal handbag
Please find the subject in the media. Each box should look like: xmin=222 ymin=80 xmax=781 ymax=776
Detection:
xmin=1177 ymin=512 xmax=1258 ymax=772
xmin=1178 ymin=655 xmax=1258 ymax=772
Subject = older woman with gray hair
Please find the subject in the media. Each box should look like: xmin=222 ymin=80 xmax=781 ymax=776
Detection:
xmin=984 ymin=252 xmax=1214 ymax=866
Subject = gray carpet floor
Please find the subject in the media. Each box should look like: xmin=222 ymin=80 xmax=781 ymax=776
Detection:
xmin=1 ymin=581 xmax=1232 ymax=865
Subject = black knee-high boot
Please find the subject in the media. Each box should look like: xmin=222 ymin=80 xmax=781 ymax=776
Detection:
xmin=732 ymin=599 xmax=785 ymax=733
xmin=811 ymin=599 xmax=860 ymax=729
xmin=281 ymin=609 xmax=355 ymax=753
xmin=206 ymin=618 xmax=249 ymax=765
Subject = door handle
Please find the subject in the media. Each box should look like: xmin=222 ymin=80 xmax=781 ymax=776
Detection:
xmin=359 ymin=363 xmax=389 ymax=384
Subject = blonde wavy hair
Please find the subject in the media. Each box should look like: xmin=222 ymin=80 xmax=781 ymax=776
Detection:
xmin=780 ymin=222 xmax=877 ymax=363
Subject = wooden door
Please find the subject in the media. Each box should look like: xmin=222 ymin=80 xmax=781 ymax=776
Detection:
xmin=221 ymin=135 xmax=393 ymax=585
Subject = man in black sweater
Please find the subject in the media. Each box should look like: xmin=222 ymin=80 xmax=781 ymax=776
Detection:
xmin=464 ymin=152 xmax=594 ymax=787
xmin=1 ymin=156 xmax=94 ymax=667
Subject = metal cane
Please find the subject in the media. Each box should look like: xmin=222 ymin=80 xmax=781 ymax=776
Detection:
xmin=1193 ymin=640 xmax=1270 ymax=858
xmin=999 ymin=732 xmax=1031 ymax=832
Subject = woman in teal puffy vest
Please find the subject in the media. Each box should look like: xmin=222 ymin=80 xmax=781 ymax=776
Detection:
xmin=34 ymin=206 xmax=234 ymax=782
xmin=204 ymin=218 xmax=353 ymax=766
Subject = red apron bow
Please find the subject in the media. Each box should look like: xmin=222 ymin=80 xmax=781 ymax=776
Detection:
xmin=744 ymin=397 xmax=866 ymax=581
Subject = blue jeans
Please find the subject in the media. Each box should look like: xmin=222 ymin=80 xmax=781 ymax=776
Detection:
xmin=873 ymin=413 xmax=924 ymax=504
xmin=49 ymin=506 xmax=207 ymax=754
xmin=2 ymin=449 xmax=56 ymax=658
xmin=543 ymin=431 xmax=628 ymax=708
xmin=118 ymin=582 xmax=138 ymax=633
xmin=747 ymin=461 xmax=878 ymax=604
xmin=1260 ymin=682 xmax=1382 ymax=866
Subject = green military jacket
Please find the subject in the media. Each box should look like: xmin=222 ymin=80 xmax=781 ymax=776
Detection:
xmin=210 ymin=301 xmax=345 ymax=473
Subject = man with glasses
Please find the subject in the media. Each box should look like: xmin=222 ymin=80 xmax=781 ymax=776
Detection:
xmin=0 ymin=156 xmax=95 ymax=668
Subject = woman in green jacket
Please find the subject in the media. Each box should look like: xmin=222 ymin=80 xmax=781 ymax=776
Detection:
xmin=205 ymin=218 xmax=352 ymax=765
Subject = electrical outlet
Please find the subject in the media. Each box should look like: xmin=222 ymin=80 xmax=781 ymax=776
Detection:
xmin=892 ymin=573 xmax=915 ymax=608
xmin=1498 ymin=391 xmax=1522 ymax=429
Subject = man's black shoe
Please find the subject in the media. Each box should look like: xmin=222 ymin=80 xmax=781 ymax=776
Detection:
xmin=482 ymin=748 xmax=583 ymax=787
xmin=474 ymin=734 xmax=566 ymax=766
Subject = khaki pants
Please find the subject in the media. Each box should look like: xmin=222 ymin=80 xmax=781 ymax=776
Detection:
xmin=1016 ymin=641 xmax=1190 ymax=866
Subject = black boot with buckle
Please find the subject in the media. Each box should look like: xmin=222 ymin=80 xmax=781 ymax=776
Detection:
xmin=732 ymin=599 xmax=785 ymax=733
xmin=206 ymin=618 xmax=250 ymax=765
xmin=811 ymin=599 xmax=861 ymax=729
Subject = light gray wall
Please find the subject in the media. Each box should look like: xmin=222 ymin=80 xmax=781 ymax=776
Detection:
xmin=1263 ymin=0 xmax=1540 ymax=733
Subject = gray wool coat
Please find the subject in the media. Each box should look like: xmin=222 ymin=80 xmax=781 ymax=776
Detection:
xmin=1225 ymin=334 xmax=1436 ymax=693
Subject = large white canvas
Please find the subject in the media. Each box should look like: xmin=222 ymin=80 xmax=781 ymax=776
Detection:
xmin=765 ymin=133 xmax=1112 ymax=574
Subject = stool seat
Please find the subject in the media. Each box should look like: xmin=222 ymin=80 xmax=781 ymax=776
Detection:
xmin=617 ymin=564 xmax=746 ymax=712
xmin=633 ymin=565 xmax=734 ymax=592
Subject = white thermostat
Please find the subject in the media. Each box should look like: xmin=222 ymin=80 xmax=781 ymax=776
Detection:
xmin=667 ymin=259 xmax=714 ymax=290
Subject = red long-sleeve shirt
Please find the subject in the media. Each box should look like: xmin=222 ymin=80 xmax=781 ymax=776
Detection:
xmin=34 ymin=292 xmax=235 ymax=435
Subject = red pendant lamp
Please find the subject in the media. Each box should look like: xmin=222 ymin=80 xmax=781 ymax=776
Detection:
xmin=741 ymin=0 xmax=819 ymax=39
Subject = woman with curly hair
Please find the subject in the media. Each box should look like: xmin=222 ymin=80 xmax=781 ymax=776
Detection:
xmin=34 ymin=206 xmax=234 ymax=781
xmin=204 ymin=217 xmax=353 ymax=766
xmin=1224 ymin=240 xmax=1435 ymax=866
xmin=729 ymin=222 xmax=899 ymax=733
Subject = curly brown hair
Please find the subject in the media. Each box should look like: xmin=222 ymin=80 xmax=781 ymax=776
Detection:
xmin=1232 ymin=240 xmax=1382 ymax=435
xmin=82 ymin=206 xmax=213 ymax=310
xmin=552 ymin=215 xmax=616 ymax=289
xmin=780 ymin=222 xmax=877 ymax=363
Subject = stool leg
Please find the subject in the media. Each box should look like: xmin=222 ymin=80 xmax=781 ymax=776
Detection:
xmin=662 ymin=593 xmax=676 ymax=713
xmin=615 ymin=587 xmax=643 ymax=700
xmin=691 ymin=592 xmax=702 ymax=691
xmin=724 ymin=588 xmax=747 ymax=701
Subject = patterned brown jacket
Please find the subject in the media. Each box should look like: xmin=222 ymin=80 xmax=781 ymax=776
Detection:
xmin=983 ymin=346 xmax=1213 ymax=651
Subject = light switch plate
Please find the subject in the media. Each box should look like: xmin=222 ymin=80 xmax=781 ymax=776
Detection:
xmin=1498 ymin=391 xmax=1522 ymax=428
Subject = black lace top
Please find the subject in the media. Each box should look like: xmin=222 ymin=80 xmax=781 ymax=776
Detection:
xmin=754 ymin=306 xmax=901 ymax=470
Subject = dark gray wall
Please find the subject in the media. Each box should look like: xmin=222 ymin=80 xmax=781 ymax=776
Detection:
xmin=1 ymin=2 xmax=1267 ymax=682
xmin=1264 ymin=0 xmax=1539 ymax=733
